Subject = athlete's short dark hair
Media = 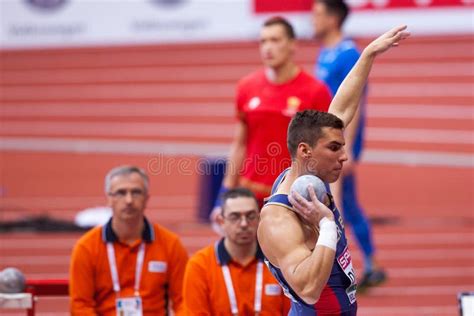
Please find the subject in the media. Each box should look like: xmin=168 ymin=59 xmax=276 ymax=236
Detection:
xmin=263 ymin=16 xmax=296 ymax=39
xmin=287 ymin=110 xmax=344 ymax=159
xmin=316 ymin=0 xmax=350 ymax=27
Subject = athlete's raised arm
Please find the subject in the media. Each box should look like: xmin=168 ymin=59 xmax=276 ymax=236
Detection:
xmin=329 ymin=25 xmax=410 ymax=127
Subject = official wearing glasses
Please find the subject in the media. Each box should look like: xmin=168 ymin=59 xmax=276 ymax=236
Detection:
xmin=183 ymin=188 xmax=290 ymax=315
xmin=69 ymin=165 xmax=188 ymax=316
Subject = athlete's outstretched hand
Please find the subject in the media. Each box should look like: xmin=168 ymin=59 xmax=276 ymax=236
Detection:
xmin=365 ymin=25 xmax=410 ymax=57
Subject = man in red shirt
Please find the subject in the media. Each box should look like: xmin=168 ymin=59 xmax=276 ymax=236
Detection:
xmin=212 ymin=17 xmax=331 ymax=220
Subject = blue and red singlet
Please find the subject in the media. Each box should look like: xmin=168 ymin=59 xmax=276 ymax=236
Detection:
xmin=263 ymin=169 xmax=358 ymax=315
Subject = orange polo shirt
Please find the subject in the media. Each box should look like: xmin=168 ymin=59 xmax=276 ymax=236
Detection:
xmin=69 ymin=217 xmax=188 ymax=316
xmin=183 ymin=238 xmax=290 ymax=315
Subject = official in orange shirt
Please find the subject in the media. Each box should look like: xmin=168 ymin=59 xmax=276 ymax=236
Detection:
xmin=69 ymin=165 xmax=188 ymax=315
xmin=183 ymin=188 xmax=290 ymax=315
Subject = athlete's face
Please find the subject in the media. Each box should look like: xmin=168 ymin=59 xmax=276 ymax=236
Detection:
xmin=259 ymin=24 xmax=295 ymax=69
xmin=312 ymin=2 xmax=336 ymax=40
xmin=307 ymin=127 xmax=347 ymax=183
xmin=218 ymin=196 xmax=260 ymax=246
xmin=107 ymin=173 xmax=149 ymax=222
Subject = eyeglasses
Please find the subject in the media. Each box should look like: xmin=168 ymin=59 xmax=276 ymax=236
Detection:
xmin=223 ymin=211 xmax=259 ymax=224
xmin=108 ymin=189 xmax=146 ymax=199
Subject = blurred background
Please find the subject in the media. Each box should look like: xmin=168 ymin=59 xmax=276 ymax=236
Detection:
xmin=1 ymin=0 xmax=473 ymax=315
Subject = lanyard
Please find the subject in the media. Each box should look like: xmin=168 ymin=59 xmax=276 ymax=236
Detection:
xmin=106 ymin=242 xmax=145 ymax=296
xmin=221 ymin=261 xmax=264 ymax=315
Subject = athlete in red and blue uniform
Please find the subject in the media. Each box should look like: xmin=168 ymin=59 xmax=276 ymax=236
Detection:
xmin=257 ymin=25 xmax=410 ymax=315
xmin=265 ymin=169 xmax=357 ymax=315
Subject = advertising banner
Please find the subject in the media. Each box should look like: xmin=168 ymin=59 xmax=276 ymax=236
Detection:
xmin=0 ymin=0 xmax=472 ymax=49
xmin=254 ymin=0 xmax=471 ymax=12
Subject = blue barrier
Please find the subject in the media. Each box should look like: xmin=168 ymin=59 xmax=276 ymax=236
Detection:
xmin=196 ymin=158 xmax=226 ymax=222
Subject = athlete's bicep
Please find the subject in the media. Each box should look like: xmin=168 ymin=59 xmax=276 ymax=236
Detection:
xmin=258 ymin=207 xmax=312 ymax=290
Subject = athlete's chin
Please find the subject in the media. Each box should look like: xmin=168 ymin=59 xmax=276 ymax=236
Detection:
xmin=326 ymin=172 xmax=341 ymax=183
xmin=263 ymin=60 xmax=282 ymax=69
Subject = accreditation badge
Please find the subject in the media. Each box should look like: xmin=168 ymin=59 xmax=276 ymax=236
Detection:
xmin=116 ymin=296 xmax=143 ymax=316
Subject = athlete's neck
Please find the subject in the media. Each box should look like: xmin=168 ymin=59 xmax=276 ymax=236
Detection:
xmin=321 ymin=29 xmax=344 ymax=48
xmin=224 ymin=238 xmax=257 ymax=266
xmin=289 ymin=159 xmax=311 ymax=179
xmin=112 ymin=216 xmax=144 ymax=245
xmin=265 ymin=62 xmax=299 ymax=84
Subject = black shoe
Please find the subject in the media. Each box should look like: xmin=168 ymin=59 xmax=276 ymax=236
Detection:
xmin=357 ymin=269 xmax=387 ymax=292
